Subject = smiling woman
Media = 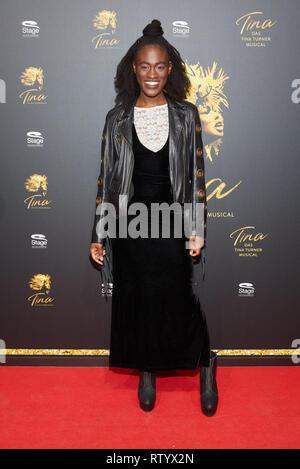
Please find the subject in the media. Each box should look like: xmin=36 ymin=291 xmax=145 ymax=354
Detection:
xmin=133 ymin=46 xmax=171 ymax=99
xmin=113 ymin=20 xmax=191 ymax=111
xmin=90 ymin=19 xmax=218 ymax=416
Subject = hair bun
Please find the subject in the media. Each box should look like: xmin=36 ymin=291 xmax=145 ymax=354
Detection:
xmin=142 ymin=19 xmax=164 ymax=37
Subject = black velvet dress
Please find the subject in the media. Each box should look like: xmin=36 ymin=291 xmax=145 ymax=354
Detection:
xmin=109 ymin=122 xmax=210 ymax=371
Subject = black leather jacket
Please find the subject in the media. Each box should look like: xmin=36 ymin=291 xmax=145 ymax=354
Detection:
xmin=91 ymin=92 xmax=207 ymax=249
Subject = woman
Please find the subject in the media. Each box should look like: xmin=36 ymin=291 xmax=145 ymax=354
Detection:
xmin=90 ymin=19 xmax=218 ymax=416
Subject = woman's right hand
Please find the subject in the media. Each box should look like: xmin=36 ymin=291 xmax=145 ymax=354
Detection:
xmin=90 ymin=243 xmax=106 ymax=266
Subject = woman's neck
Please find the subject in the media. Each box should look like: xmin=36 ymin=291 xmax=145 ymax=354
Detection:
xmin=135 ymin=91 xmax=167 ymax=108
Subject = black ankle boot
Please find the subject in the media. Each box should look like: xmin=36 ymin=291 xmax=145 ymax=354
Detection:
xmin=200 ymin=351 xmax=218 ymax=416
xmin=138 ymin=371 xmax=156 ymax=412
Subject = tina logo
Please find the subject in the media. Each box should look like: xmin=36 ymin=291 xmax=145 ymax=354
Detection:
xmin=24 ymin=174 xmax=52 ymax=209
xmin=92 ymin=10 xmax=120 ymax=49
xmin=186 ymin=60 xmax=242 ymax=202
xmin=19 ymin=66 xmax=48 ymax=104
xmin=186 ymin=60 xmax=229 ymax=161
xmin=235 ymin=11 xmax=277 ymax=47
xmin=27 ymin=274 xmax=55 ymax=307
xmin=230 ymin=225 xmax=269 ymax=257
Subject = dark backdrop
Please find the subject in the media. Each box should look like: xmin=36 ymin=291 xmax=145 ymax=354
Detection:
xmin=0 ymin=0 xmax=299 ymax=365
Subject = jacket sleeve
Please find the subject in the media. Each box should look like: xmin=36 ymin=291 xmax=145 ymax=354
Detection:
xmin=188 ymin=105 xmax=207 ymax=245
xmin=90 ymin=114 xmax=109 ymax=245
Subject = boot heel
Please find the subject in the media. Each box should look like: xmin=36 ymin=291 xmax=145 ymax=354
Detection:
xmin=200 ymin=351 xmax=218 ymax=416
xmin=140 ymin=400 xmax=155 ymax=412
xmin=138 ymin=371 xmax=156 ymax=412
xmin=200 ymin=403 xmax=216 ymax=417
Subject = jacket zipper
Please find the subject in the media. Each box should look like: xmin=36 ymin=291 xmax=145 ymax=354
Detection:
xmin=119 ymin=128 xmax=134 ymax=198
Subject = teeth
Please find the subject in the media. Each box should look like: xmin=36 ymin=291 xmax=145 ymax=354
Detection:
xmin=145 ymin=81 xmax=159 ymax=85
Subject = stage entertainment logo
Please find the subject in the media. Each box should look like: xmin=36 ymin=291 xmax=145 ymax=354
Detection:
xmin=235 ymin=11 xmax=277 ymax=47
xmin=27 ymin=274 xmax=55 ymax=307
xmin=22 ymin=20 xmax=40 ymax=37
xmin=172 ymin=20 xmax=190 ymax=38
xmin=19 ymin=66 xmax=48 ymax=104
xmin=31 ymin=234 xmax=48 ymax=249
xmin=27 ymin=131 xmax=44 ymax=147
xmin=230 ymin=225 xmax=268 ymax=257
xmin=238 ymin=282 xmax=255 ymax=297
xmin=92 ymin=10 xmax=120 ymax=49
xmin=24 ymin=174 xmax=52 ymax=209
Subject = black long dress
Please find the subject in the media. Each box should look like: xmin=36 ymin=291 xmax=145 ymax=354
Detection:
xmin=109 ymin=122 xmax=210 ymax=371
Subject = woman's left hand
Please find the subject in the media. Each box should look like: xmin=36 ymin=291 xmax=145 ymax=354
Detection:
xmin=189 ymin=235 xmax=204 ymax=257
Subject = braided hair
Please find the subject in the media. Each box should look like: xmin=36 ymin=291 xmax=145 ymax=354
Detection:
xmin=114 ymin=19 xmax=191 ymax=111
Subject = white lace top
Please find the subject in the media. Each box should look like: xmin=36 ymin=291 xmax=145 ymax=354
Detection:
xmin=133 ymin=103 xmax=169 ymax=153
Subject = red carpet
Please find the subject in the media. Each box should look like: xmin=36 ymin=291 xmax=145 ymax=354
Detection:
xmin=0 ymin=366 xmax=299 ymax=449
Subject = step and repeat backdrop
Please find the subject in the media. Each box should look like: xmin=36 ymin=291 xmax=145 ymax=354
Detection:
xmin=0 ymin=0 xmax=299 ymax=365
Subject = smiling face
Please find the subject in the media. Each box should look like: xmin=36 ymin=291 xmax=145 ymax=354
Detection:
xmin=132 ymin=44 xmax=172 ymax=100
